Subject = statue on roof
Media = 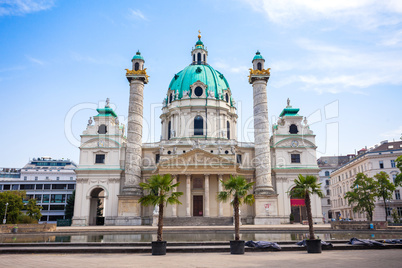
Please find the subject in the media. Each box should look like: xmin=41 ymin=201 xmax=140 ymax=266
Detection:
xmin=287 ymin=98 xmax=290 ymax=107
xmin=87 ymin=117 xmax=93 ymax=126
xmin=106 ymin=98 xmax=110 ymax=108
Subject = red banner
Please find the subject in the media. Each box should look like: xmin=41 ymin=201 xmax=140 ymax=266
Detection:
xmin=290 ymin=199 xmax=305 ymax=207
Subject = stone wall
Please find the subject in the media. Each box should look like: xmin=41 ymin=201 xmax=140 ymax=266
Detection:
xmin=0 ymin=224 xmax=56 ymax=233
xmin=330 ymin=221 xmax=388 ymax=230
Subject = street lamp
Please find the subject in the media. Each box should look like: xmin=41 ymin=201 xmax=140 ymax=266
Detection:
xmin=3 ymin=202 xmax=8 ymax=224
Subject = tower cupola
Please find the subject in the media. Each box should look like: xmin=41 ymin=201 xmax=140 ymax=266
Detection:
xmin=191 ymin=31 xmax=208 ymax=65
xmin=131 ymin=50 xmax=145 ymax=71
xmin=252 ymin=50 xmax=265 ymax=70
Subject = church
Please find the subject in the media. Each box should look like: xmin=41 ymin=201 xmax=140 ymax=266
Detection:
xmin=72 ymin=34 xmax=322 ymax=226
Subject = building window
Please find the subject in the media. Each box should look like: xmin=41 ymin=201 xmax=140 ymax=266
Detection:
xmin=326 ymin=189 xmax=330 ymax=195
xmin=236 ymin=154 xmax=242 ymax=164
xmin=168 ymin=121 xmax=171 ymax=140
xmin=391 ymin=160 xmax=396 ymax=168
xmin=24 ymin=176 xmax=27 ymax=180
xmin=227 ymin=121 xmax=230 ymax=139
xmin=289 ymin=124 xmax=298 ymax=134
xmin=257 ymin=62 xmax=262 ymax=70
xmin=134 ymin=62 xmax=139 ymax=71
xmin=203 ymin=54 xmax=206 ymax=62
xmin=95 ymin=154 xmax=105 ymax=164
xmin=194 ymin=86 xmax=203 ymax=97
xmin=291 ymin=154 xmax=300 ymax=163
xmin=379 ymin=160 xmax=384 ymax=169
xmin=393 ymin=174 xmax=397 ymax=184
xmin=98 ymin=124 xmax=107 ymax=134
xmin=326 ymin=180 xmax=330 ymax=186
xmin=43 ymin=194 xmax=50 ymax=203
xmin=197 ymin=53 xmax=201 ymax=64
xmin=325 ymin=171 xmax=330 ymax=177
xmin=396 ymin=190 xmax=401 ymax=200
xmin=12 ymin=184 xmax=19 ymax=190
xmin=327 ymin=199 xmax=331 ymax=205
xmin=36 ymin=184 xmax=43 ymax=190
xmin=225 ymin=93 xmax=229 ymax=103
xmin=68 ymin=184 xmax=75 ymax=190
xmin=3 ymin=185 xmax=10 ymax=190
xmin=35 ymin=176 xmax=38 ymax=180
xmin=398 ymin=207 xmax=402 ymax=217
xmin=56 ymin=177 xmax=60 ymax=180
xmin=44 ymin=184 xmax=51 ymax=189
xmin=194 ymin=116 xmax=203 ymax=135
xmin=193 ymin=54 xmax=195 ymax=62
xmin=155 ymin=154 xmax=160 ymax=164
xmin=169 ymin=93 xmax=173 ymax=103
xmin=70 ymin=177 xmax=73 ymax=180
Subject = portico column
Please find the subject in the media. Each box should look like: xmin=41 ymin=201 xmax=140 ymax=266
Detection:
xmin=186 ymin=174 xmax=191 ymax=217
xmin=172 ymin=174 xmax=177 ymax=217
xmin=204 ymin=174 xmax=210 ymax=217
xmin=218 ymin=174 xmax=223 ymax=217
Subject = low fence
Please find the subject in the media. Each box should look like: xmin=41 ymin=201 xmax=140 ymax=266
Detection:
xmin=331 ymin=221 xmax=388 ymax=230
xmin=0 ymin=223 xmax=57 ymax=233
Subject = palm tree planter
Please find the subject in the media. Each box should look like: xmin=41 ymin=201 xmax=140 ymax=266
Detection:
xmin=289 ymin=174 xmax=324 ymax=254
xmin=139 ymin=174 xmax=183 ymax=255
xmin=217 ymin=175 xmax=255 ymax=255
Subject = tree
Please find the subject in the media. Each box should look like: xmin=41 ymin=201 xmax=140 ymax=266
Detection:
xmin=26 ymin=199 xmax=42 ymax=221
xmin=139 ymin=174 xmax=183 ymax=242
xmin=345 ymin=173 xmax=377 ymax=221
xmin=0 ymin=191 xmax=25 ymax=224
xmin=97 ymin=199 xmax=103 ymax=216
xmin=65 ymin=190 xmax=75 ymax=220
xmin=395 ymin=155 xmax=402 ymax=187
xmin=288 ymin=175 xmax=323 ymax=240
xmin=374 ymin=171 xmax=395 ymax=222
xmin=217 ymin=175 xmax=255 ymax=241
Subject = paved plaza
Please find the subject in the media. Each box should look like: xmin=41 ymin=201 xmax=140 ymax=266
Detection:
xmin=1 ymin=249 xmax=401 ymax=268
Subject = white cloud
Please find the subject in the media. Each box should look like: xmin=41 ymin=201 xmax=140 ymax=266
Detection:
xmin=212 ymin=60 xmax=248 ymax=74
xmin=26 ymin=55 xmax=45 ymax=65
xmin=0 ymin=0 xmax=55 ymax=16
xmin=128 ymin=8 xmax=148 ymax=21
xmin=270 ymin=38 xmax=402 ymax=94
xmin=241 ymin=0 xmax=402 ymax=28
xmin=380 ymin=126 xmax=402 ymax=140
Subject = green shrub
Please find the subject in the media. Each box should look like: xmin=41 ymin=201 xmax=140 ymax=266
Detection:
xmin=17 ymin=214 xmax=38 ymax=224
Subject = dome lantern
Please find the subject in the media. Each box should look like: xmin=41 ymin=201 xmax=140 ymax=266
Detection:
xmin=191 ymin=30 xmax=208 ymax=65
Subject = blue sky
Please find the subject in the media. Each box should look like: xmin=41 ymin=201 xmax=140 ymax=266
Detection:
xmin=1 ymin=0 xmax=401 ymax=167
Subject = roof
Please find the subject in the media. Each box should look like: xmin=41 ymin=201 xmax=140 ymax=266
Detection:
xmin=167 ymin=64 xmax=231 ymax=102
xmin=370 ymin=141 xmax=402 ymax=152
xmin=132 ymin=51 xmax=144 ymax=61
xmin=252 ymin=51 xmax=265 ymax=62
xmin=95 ymin=107 xmax=117 ymax=118
xmin=317 ymin=156 xmax=352 ymax=168
xmin=279 ymin=107 xmax=300 ymax=117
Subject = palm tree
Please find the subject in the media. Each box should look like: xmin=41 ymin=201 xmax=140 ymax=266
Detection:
xmin=288 ymin=174 xmax=323 ymax=240
xmin=139 ymin=174 xmax=183 ymax=241
xmin=217 ymin=175 xmax=255 ymax=241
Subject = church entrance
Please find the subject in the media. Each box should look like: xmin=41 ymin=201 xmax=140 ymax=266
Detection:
xmin=193 ymin=195 xmax=203 ymax=216
xmin=89 ymin=187 xmax=105 ymax=226
xmin=290 ymin=198 xmax=307 ymax=223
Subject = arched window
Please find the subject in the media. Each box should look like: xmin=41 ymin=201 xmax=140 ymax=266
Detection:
xmin=289 ymin=124 xmax=298 ymax=134
xmin=98 ymin=124 xmax=107 ymax=134
xmin=257 ymin=62 xmax=262 ymax=70
xmin=225 ymin=93 xmax=229 ymax=103
xmin=325 ymin=171 xmax=330 ymax=177
xmin=194 ymin=116 xmax=203 ymax=135
xmin=227 ymin=121 xmax=230 ymax=139
xmin=194 ymin=86 xmax=203 ymax=97
xmin=168 ymin=121 xmax=171 ymax=140
xmin=169 ymin=93 xmax=173 ymax=103
xmin=134 ymin=62 xmax=139 ymax=71
xmin=203 ymin=54 xmax=205 ymax=62
xmin=193 ymin=54 xmax=195 ymax=62
xmin=197 ymin=53 xmax=201 ymax=64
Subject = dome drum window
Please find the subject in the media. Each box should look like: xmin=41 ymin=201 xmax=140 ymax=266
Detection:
xmin=190 ymin=81 xmax=207 ymax=98
xmin=194 ymin=116 xmax=204 ymax=136
xmin=289 ymin=124 xmax=298 ymax=134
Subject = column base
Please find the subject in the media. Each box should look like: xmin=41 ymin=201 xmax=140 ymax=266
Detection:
xmin=117 ymin=195 xmax=142 ymax=226
xmin=254 ymin=186 xmax=276 ymax=196
xmin=254 ymin=194 xmax=279 ymax=223
xmin=71 ymin=217 xmax=88 ymax=226
xmin=254 ymin=216 xmax=281 ymax=225
xmin=114 ymin=216 xmax=142 ymax=226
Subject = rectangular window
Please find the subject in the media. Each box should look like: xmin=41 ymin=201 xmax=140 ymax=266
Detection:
xmin=20 ymin=184 xmax=35 ymax=190
xmin=379 ymin=161 xmax=384 ymax=169
xmin=236 ymin=154 xmax=242 ymax=164
xmin=291 ymin=154 xmax=300 ymax=163
xmin=3 ymin=185 xmax=10 ymax=190
xmin=34 ymin=195 xmax=42 ymax=202
xmin=48 ymin=215 xmax=64 ymax=221
xmin=155 ymin=154 xmax=160 ymax=164
xmin=396 ymin=190 xmax=401 ymax=200
xmin=50 ymin=205 xmax=65 ymax=211
xmin=95 ymin=154 xmax=105 ymax=164
xmin=52 ymin=184 xmax=67 ymax=190
xmin=45 ymin=176 xmax=49 ymax=180
xmin=12 ymin=184 xmax=19 ymax=190
xmin=51 ymin=194 xmax=65 ymax=203
xmin=40 ymin=215 xmax=48 ymax=222
xmin=43 ymin=194 xmax=50 ymax=203
xmin=398 ymin=207 xmax=402 ymax=217
xmin=67 ymin=184 xmax=75 ymax=190
xmin=326 ymin=180 xmax=330 ymax=186
xmin=386 ymin=207 xmax=393 ymax=216
xmin=70 ymin=177 xmax=73 ymax=180
xmin=393 ymin=174 xmax=397 ymax=184
xmin=56 ymin=177 xmax=60 ymax=180
xmin=391 ymin=160 xmax=396 ymax=168
xmin=327 ymin=199 xmax=331 ymax=205
xmin=0 ymin=185 xmax=2 ymax=190
xmin=36 ymin=184 xmax=43 ymax=190
xmin=326 ymin=189 xmax=330 ymax=195
xmin=44 ymin=184 xmax=51 ymax=189
xmin=24 ymin=176 xmax=27 ymax=180
xmin=35 ymin=176 xmax=38 ymax=180
xmin=41 ymin=205 xmax=49 ymax=210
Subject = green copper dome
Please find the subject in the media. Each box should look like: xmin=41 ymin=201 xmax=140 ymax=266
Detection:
xmin=168 ymin=64 xmax=230 ymax=100
xmin=132 ymin=51 xmax=144 ymax=61
xmin=252 ymin=51 xmax=264 ymax=62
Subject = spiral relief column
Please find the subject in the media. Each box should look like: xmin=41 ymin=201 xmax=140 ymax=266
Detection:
xmin=116 ymin=51 xmax=148 ymax=225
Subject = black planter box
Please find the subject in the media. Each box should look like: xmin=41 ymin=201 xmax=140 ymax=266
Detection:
xmin=230 ymin=240 xmax=245 ymax=254
xmin=152 ymin=241 xmax=167 ymax=255
xmin=306 ymin=239 xmax=322 ymax=253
